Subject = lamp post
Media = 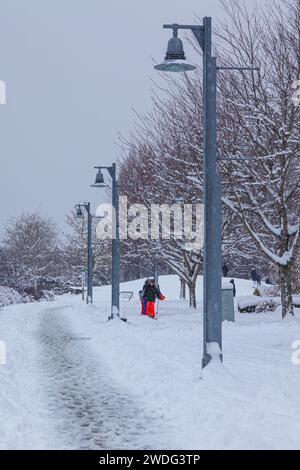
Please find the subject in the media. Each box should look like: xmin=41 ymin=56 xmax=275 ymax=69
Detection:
xmin=91 ymin=163 xmax=123 ymax=321
xmin=155 ymin=18 xmax=258 ymax=368
xmin=76 ymin=203 xmax=93 ymax=304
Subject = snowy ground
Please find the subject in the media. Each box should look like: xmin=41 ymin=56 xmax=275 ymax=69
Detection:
xmin=1 ymin=275 xmax=300 ymax=450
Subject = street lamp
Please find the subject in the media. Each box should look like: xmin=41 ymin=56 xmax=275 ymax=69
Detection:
xmin=76 ymin=206 xmax=84 ymax=218
xmin=91 ymin=163 xmax=126 ymax=322
xmin=154 ymin=24 xmax=196 ymax=73
xmin=155 ymin=18 xmax=259 ymax=368
xmin=155 ymin=19 xmax=222 ymax=368
xmin=76 ymin=202 xmax=93 ymax=304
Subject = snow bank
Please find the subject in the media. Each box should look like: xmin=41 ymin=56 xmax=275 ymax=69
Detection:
xmin=60 ymin=276 xmax=300 ymax=450
xmin=1 ymin=275 xmax=300 ymax=450
xmin=0 ymin=302 xmax=61 ymax=449
xmin=93 ymin=275 xmax=254 ymax=303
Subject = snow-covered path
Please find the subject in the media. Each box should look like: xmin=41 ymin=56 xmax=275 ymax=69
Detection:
xmin=35 ymin=304 xmax=160 ymax=450
xmin=1 ymin=275 xmax=300 ymax=450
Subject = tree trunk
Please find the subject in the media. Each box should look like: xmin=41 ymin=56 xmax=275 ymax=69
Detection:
xmin=279 ymin=264 xmax=294 ymax=319
xmin=34 ymin=270 xmax=38 ymax=298
xmin=188 ymin=281 xmax=197 ymax=309
xmin=180 ymin=279 xmax=186 ymax=300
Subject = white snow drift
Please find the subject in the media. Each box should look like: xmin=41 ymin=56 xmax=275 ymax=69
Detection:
xmin=0 ymin=275 xmax=300 ymax=450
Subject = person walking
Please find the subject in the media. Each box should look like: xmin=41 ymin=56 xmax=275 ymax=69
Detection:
xmin=222 ymin=263 xmax=229 ymax=278
xmin=256 ymin=272 xmax=261 ymax=286
xmin=139 ymin=279 xmax=150 ymax=316
xmin=142 ymin=279 xmax=165 ymax=319
xmin=229 ymin=279 xmax=236 ymax=298
xmin=251 ymin=268 xmax=261 ymax=288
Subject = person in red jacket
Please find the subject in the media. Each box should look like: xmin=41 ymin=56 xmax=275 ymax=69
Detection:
xmin=142 ymin=279 xmax=166 ymax=319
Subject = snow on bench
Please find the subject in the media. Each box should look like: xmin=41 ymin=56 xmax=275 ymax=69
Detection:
xmin=238 ymin=295 xmax=300 ymax=313
xmin=294 ymin=296 xmax=300 ymax=308
xmin=238 ymin=296 xmax=260 ymax=313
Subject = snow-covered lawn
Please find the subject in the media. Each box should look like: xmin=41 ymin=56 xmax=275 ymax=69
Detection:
xmin=1 ymin=275 xmax=300 ymax=450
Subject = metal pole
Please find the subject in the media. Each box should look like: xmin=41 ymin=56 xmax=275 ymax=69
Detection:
xmin=162 ymin=19 xmax=223 ymax=367
xmin=81 ymin=274 xmax=85 ymax=302
xmin=202 ymin=17 xmax=222 ymax=368
xmin=154 ymin=258 xmax=159 ymax=286
xmin=160 ymin=18 xmax=257 ymax=367
xmin=110 ymin=163 xmax=120 ymax=319
xmin=86 ymin=203 xmax=93 ymax=304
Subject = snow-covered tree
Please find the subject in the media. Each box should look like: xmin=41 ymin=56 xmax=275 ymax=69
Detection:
xmin=2 ymin=213 xmax=63 ymax=296
xmin=119 ymin=0 xmax=300 ymax=315
xmin=217 ymin=0 xmax=300 ymax=317
xmin=119 ymin=78 xmax=205 ymax=308
xmin=65 ymin=209 xmax=111 ymax=286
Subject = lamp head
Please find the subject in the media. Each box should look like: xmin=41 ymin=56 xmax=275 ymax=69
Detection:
xmin=154 ymin=28 xmax=196 ymax=73
xmin=90 ymin=168 xmax=108 ymax=188
xmin=76 ymin=206 xmax=83 ymax=218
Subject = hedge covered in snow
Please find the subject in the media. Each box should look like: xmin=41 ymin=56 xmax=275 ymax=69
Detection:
xmin=0 ymin=286 xmax=24 ymax=308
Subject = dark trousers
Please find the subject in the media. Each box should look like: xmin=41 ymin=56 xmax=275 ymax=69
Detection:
xmin=141 ymin=298 xmax=147 ymax=315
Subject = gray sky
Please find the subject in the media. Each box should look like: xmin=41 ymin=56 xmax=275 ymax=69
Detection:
xmin=0 ymin=0 xmax=247 ymax=236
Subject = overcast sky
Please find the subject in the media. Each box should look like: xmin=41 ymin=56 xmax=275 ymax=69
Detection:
xmin=0 ymin=0 xmax=259 ymax=236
